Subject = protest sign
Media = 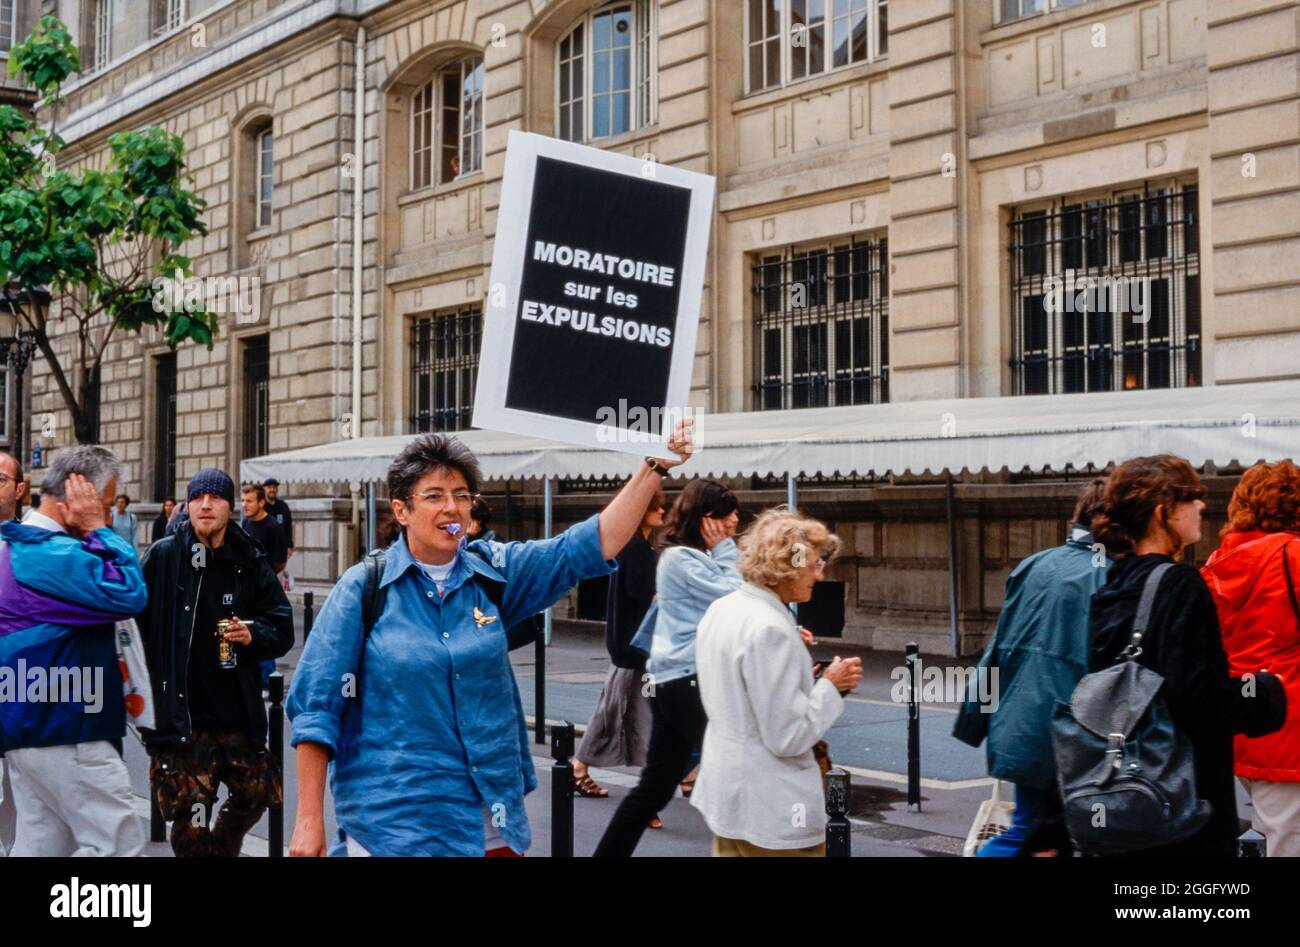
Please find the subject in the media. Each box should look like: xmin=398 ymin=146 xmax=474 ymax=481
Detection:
xmin=474 ymin=131 xmax=715 ymax=455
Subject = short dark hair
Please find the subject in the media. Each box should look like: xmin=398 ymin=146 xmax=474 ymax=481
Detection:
xmin=163 ymin=496 xmax=176 ymax=505
xmin=662 ymin=479 xmax=739 ymax=551
xmin=388 ymin=434 xmax=482 ymax=504
xmin=0 ymin=450 xmax=22 ymax=482
xmin=242 ymin=483 xmax=267 ymax=502
xmin=1071 ymin=477 xmax=1109 ymax=529
xmin=116 ymin=494 xmax=130 ymax=504
xmin=470 ymin=495 xmax=492 ymax=531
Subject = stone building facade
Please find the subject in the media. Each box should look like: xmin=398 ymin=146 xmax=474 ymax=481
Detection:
xmin=22 ymin=0 xmax=1300 ymax=652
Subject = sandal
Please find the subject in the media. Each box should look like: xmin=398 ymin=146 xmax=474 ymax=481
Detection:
xmin=679 ymin=778 xmax=696 ymax=799
xmin=573 ymin=774 xmax=609 ymax=798
xmin=648 ymin=816 xmax=663 ymax=830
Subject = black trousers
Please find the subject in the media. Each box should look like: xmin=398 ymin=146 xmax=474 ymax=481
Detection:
xmin=592 ymin=674 xmax=706 ymax=857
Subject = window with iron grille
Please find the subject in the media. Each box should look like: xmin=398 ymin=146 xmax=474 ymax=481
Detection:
xmin=153 ymin=353 xmax=176 ymax=502
xmin=242 ymin=336 xmax=270 ymax=459
xmin=1009 ymin=181 xmax=1201 ymax=396
xmin=410 ymin=307 xmax=482 ymax=433
xmin=752 ymin=235 xmax=889 ymax=410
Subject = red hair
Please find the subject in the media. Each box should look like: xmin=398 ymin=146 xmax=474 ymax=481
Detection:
xmin=1222 ymin=461 xmax=1300 ymax=537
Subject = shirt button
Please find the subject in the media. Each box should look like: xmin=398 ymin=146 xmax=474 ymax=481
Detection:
xmin=426 ymin=591 xmax=433 ymax=599
xmin=455 ymin=673 xmax=461 ymax=681
xmin=442 ymin=632 xmax=450 ymax=639
xmin=471 ymin=765 xmax=477 ymax=773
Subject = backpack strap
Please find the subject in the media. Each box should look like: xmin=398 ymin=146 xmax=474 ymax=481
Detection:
xmin=1120 ymin=561 xmax=1174 ymax=660
xmin=361 ymin=548 xmax=388 ymax=638
xmin=1284 ymin=543 xmax=1300 ymax=627
xmin=361 ymin=544 xmax=538 ymax=651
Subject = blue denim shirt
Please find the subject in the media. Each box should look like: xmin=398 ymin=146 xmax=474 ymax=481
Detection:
xmin=640 ymin=538 xmax=742 ymax=686
xmin=287 ymin=513 xmax=615 ymax=856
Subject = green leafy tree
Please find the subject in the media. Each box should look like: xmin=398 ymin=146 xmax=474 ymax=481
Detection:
xmin=0 ymin=16 xmax=213 ymax=444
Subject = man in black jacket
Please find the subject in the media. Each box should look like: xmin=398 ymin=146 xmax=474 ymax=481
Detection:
xmin=136 ymin=468 xmax=294 ymax=857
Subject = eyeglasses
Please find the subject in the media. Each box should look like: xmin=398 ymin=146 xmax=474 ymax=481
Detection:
xmin=0 ymin=474 xmax=16 ymax=488
xmin=412 ymin=490 xmax=480 ymax=509
xmin=812 ymin=554 xmax=831 ymax=572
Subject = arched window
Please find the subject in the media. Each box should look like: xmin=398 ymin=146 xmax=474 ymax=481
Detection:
xmin=557 ymin=0 xmax=656 ymax=143
xmin=411 ymin=55 xmax=484 ymax=190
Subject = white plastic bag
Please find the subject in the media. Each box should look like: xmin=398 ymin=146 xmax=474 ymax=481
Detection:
xmin=115 ymin=618 xmax=155 ymax=734
xmin=963 ymin=780 xmax=1015 ymax=857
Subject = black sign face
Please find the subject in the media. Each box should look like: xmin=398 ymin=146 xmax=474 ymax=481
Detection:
xmin=503 ymin=156 xmax=692 ymax=425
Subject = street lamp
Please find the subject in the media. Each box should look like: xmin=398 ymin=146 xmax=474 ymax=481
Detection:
xmin=1 ymin=287 xmax=49 ymax=465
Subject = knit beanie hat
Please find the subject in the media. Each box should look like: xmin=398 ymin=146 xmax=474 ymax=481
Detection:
xmin=187 ymin=467 xmax=236 ymax=508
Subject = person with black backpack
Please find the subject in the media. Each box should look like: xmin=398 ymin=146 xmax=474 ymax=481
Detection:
xmin=1072 ymin=454 xmax=1286 ymax=857
xmin=285 ymin=427 xmax=692 ymax=856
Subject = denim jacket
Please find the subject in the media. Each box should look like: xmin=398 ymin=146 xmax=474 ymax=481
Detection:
xmin=630 ymin=538 xmax=742 ymax=686
xmin=287 ymin=513 xmax=615 ymax=856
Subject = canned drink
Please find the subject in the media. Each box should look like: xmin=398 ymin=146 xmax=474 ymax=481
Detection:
xmin=216 ymin=618 xmax=237 ymax=669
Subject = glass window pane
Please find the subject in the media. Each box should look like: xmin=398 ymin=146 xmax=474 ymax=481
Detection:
xmin=851 ymin=9 xmax=867 ymax=62
xmin=615 ymin=46 xmax=630 ymax=90
xmin=612 ymin=90 xmax=630 ymax=134
xmin=832 ymin=17 xmax=849 ymax=68
xmin=594 ymin=95 xmax=609 ymax=138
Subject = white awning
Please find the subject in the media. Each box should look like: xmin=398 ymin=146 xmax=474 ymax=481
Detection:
xmin=239 ymin=380 xmax=1300 ymax=486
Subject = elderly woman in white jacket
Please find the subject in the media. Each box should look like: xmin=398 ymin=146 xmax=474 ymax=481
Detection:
xmin=692 ymin=508 xmax=863 ymax=856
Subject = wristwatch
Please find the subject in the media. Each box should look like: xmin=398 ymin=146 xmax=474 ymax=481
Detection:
xmin=644 ymin=457 xmax=671 ymax=477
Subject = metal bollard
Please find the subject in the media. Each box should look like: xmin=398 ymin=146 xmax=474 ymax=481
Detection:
xmin=906 ymin=642 xmax=921 ymax=812
xmin=551 ymin=721 xmax=575 ymax=858
xmin=825 ymin=767 xmax=851 ymax=857
xmin=267 ymin=671 xmax=285 ymax=857
xmin=149 ymin=792 xmax=166 ymax=844
xmin=1239 ymin=828 xmax=1266 ymax=857
xmin=302 ymin=591 xmax=314 ymax=643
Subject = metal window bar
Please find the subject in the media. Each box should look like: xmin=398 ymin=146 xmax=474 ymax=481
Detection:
xmin=410 ymin=307 xmax=483 ymax=434
xmin=1008 ymin=182 xmax=1200 ymax=396
xmin=751 ymin=236 xmax=890 ymax=411
xmin=243 ymin=337 xmax=270 ymax=459
xmin=154 ymin=355 xmax=177 ymax=502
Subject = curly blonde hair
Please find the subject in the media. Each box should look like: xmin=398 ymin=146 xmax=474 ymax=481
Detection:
xmin=738 ymin=506 xmax=841 ymax=589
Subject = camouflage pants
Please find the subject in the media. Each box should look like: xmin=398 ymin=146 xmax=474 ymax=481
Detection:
xmin=149 ymin=728 xmax=282 ymax=858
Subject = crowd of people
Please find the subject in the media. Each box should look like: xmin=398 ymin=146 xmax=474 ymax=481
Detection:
xmin=0 ymin=447 xmax=294 ymax=857
xmin=957 ymin=456 xmax=1298 ymax=857
xmin=0 ymin=432 xmax=1296 ymax=859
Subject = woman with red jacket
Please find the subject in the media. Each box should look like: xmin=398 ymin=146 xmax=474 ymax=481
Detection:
xmin=1203 ymin=460 xmax=1300 ymax=856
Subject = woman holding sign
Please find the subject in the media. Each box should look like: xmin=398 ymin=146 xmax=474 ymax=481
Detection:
xmin=286 ymin=424 xmax=691 ymax=856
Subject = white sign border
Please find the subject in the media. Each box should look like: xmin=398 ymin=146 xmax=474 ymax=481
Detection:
xmin=473 ymin=131 xmax=716 ymax=457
